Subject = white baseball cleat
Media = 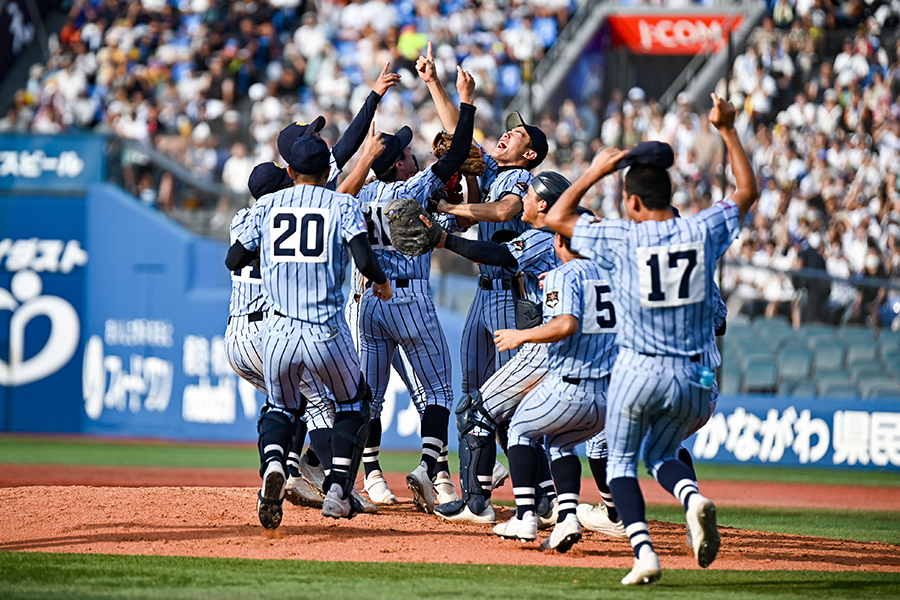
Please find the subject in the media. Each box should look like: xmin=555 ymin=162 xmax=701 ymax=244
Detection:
xmin=352 ymin=490 xmax=378 ymax=514
xmin=576 ymin=503 xmax=627 ymax=538
xmin=284 ymin=474 xmax=324 ymax=508
xmin=491 ymin=461 xmax=510 ymax=490
xmin=299 ymin=454 xmax=326 ymax=490
xmin=537 ymin=497 xmax=559 ymax=531
xmin=621 ymin=552 xmax=661 ymax=585
xmin=493 ymin=511 xmax=538 ymax=541
xmin=686 ymin=496 xmax=720 ymax=568
xmin=322 ymin=485 xmax=363 ymax=520
xmin=406 ymin=462 xmax=436 ymax=514
xmin=433 ymin=471 xmax=459 ymax=504
xmin=540 ymin=513 xmax=582 ymax=553
xmin=364 ymin=470 xmax=398 ymax=505
xmin=257 ymin=461 xmax=286 ymax=530
xmin=436 ymin=502 xmax=496 ymax=524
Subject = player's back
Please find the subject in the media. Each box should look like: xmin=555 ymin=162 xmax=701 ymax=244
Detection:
xmin=545 ymin=259 xmax=617 ymax=379
xmin=572 ymin=200 xmax=739 ymax=357
xmin=254 ymin=184 xmax=358 ymax=324
xmin=228 ymin=207 xmax=266 ymax=316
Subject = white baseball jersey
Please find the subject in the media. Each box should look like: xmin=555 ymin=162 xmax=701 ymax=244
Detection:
xmin=236 ymin=185 xmax=367 ymax=324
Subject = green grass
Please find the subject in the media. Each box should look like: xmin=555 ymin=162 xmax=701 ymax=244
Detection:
xmin=2 ymin=552 xmax=899 ymax=600
xmin=2 ymin=435 xmax=898 ymax=489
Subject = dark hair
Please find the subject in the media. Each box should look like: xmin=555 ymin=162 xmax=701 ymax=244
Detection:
xmin=296 ymin=168 xmax=329 ymax=183
xmin=624 ymin=164 xmax=672 ymax=210
xmin=376 ymin=163 xmax=399 ymax=182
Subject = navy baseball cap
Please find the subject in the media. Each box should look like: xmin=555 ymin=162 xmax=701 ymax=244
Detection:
xmin=615 ymin=141 xmax=675 ymax=171
xmin=285 ymin=136 xmax=331 ymax=175
xmin=506 ymin=110 xmax=548 ymax=170
xmin=277 ymin=116 xmax=326 ymax=161
xmin=372 ymin=126 xmax=414 ymax=176
xmin=247 ymin=162 xmax=293 ymax=199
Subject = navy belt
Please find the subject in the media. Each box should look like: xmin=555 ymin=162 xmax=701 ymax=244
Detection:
xmin=228 ymin=311 xmax=264 ymax=325
xmin=562 ymin=376 xmax=581 ymax=385
xmin=479 ymin=276 xmax=512 ymax=290
xmin=366 ymin=279 xmax=410 ymax=288
xmin=640 ymin=352 xmax=700 ymax=362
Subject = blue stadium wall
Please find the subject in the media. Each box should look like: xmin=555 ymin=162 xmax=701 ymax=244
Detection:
xmin=1 ymin=135 xmax=897 ymax=470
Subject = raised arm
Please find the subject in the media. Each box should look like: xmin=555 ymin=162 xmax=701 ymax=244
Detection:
xmin=709 ymin=93 xmax=758 ymax=220
xmin=429 ymin=67 xmax=476 ymax=183
xmin=337 ymin=122 xmax=385 ymax=196
xmin=417 ymin=41 xmax=460 ymax=133
xmin=546 ymin=148 xmax=627 ymax=237
xmin=439 ymin=191 xmax=524 ymax=223
xmin=332 ymin=62 xmax=399 ymax=169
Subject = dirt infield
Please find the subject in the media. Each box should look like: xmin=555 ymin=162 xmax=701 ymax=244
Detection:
xmin=0 ymin=466 xmax=898 ymax=572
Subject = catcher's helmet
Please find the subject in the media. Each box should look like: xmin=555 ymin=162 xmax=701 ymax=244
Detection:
xmin=532 ymin=171 xmax=571 ymax=206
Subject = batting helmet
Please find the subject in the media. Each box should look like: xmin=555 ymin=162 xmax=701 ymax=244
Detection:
xmin=532 ymin=171 xmax=571 ymax=206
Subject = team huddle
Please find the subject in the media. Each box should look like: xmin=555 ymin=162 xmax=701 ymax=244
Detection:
xmin=223 ymin=45 xmax=759 ymax=586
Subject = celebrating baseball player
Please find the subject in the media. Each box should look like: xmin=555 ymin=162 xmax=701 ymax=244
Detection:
xmin=423 ymin=172 xmax=569 ymax=525
xmin=354 ymin=66 xmax=477 ymax=514
xmin=416 ymin=42 xmax=548 ymax=396
xmin=225 ymin=134 xmax=393 ymax=526
xmin=545 ymin=94 xmax=759 ymax=585
xmin=490 ymin=227 xmax=618 ymax=553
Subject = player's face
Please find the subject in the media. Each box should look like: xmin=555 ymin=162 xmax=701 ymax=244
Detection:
xmin=493 ymin=127 xmax=535 ymax=166
xmin=522 ymin=185 xmax=541 ymax=225
xmin=395 ymin=147 xmax=419 ymax=180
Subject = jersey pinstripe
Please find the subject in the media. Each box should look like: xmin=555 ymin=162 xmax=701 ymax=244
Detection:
xmin=504 ymin=228 xmax=560 ymax=303
xmin=236 ymin=185 xmax=367 ymax=324
xmin=570 ymin=199 xmax=741 ymax=356
xmin=228 ymin=208 xmax=266 ymax=316
xmin=476 ymin=153 xmax=532 ymax=279
xmin=541 ymin=259 xmax=618 ymax=380
xmin=357 ymin=168 xmax=446 ymax=280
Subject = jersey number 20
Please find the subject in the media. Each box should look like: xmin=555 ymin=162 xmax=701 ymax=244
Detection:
xmin=636 ymin=242 xmax=706 ymax=307
xmin=269 ymin=208 xmax=329 ymax=263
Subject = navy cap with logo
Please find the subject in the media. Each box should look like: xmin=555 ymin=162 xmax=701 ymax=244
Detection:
xmin=286 ymin=136 xmax=331 ymax=175
xmin=277 ymin=116 xmax=326 ymax=161
xmin=247 ymin=162 xmax=294 ymax=200
xmin=614 ymin=141 xmax=675 ymax=171
xmin=505 ymin=110 xmax=548 ymax=170
xmin=372 ymin=126 xmax=414 ymax=176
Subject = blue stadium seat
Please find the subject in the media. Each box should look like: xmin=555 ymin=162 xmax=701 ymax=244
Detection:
xmin=812 ymin=342 xmax=846 ymax=373
xmin=851 ymin=363 xmax=889 ymax=383
xmin=867 ymin=383 xmax=900 ymax=400
xmin=779 ymin=349 xmax=812 ymax=381
xmin=836 ymin=324 xmax=876 ymax=344
xmin=880 ymin=331 xmax=900 ymax=354
xmin=727 ymin=313 xmax=751 ymax=327
xmin=741 ymin=356 xmax=779 ymax=394
xmin=860 ymin=377 xmax=900 ymax=399
xmin=777 ymin=381 xmax=818 ymax=397
xmin=818 ymin=381 xmax=859 ymax=398
xmin=846 ymin=342 xmax=878 ymax=365
xmin=720 ymin=362 xmax=741 ymax=395
xmin=797 ymin=324 xmax=837 ymax=339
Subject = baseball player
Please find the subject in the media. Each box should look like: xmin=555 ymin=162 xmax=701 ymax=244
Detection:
xmin=427 ymin=172 xmax=569 ymax=525
xmin=490 ymin=229 xmax=618 ymax=553
xmin=576 ymin=233 xmax=728 ymax=539
xmin=226 ymin=135 xmax=393 ymax=526
xmin=545 ymin=94 xmax=758 ymax=585
xmin=354 ymin=66 xmax=477 ymax=513
xmin=416 ymin=43 xmax=548 ymax=394
xmin=223 ymin=162 xmax=333 ymax=510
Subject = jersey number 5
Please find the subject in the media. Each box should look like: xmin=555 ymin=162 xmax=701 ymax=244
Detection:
xmin=582 ymin=279 xmax=618 ymax=334
xmin=269 ymin=208 xmax=329 ymax=263
xmin=636 ymin=242 xmax=706 ymax=307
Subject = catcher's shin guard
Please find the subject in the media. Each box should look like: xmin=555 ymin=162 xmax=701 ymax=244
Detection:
xmin=329 ymin=378 xmax=372 ymax=499
xmin=257 ymin=408 xmax=294 ymax=478
xmin=458 ymin=432 xmax=496 ymax=514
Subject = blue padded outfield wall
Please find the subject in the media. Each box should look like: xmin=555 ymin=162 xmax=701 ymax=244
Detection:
xmin=0 ymin=135 xmax=898 ymax=469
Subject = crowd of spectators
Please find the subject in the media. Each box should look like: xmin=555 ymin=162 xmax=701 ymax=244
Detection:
xmin=1 ymin=0 xmax=899 ymax=328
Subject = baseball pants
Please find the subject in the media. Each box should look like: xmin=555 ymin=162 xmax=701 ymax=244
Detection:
xmin=461 ymin=285 xmax=518 ymax=394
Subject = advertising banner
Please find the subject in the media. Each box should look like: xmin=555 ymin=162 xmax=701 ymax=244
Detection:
xmin=607 ymin=14 xmax=743 ymax=55
xmin=0 ymin=134 xmax=106 ymax=193
xmin=687 ymin=395 xmax=900 ymax=470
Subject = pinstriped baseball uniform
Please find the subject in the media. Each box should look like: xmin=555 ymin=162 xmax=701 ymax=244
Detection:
xmin=585 ymin=282 xmax=724 ymax=459
xmin=461 ymin=151 xmax=533 ymax=394
xmin=356 ymin=168 xmax=454 ymax=417
xmin=570 ymin=199 xmax=741 ymax=481
xmin=508 ymin=258 xmax=618 ymax=461
xmin=477 ymin=228 xmax=560 ymax=424
xmin=235 ymin=184 xmax=367 ymax=409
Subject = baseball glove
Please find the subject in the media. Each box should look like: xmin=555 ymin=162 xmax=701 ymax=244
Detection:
xmin=432 ymin=131 xmax=485 ymax=176
xmin=385 ymin=197 xmax=444 ymax=257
